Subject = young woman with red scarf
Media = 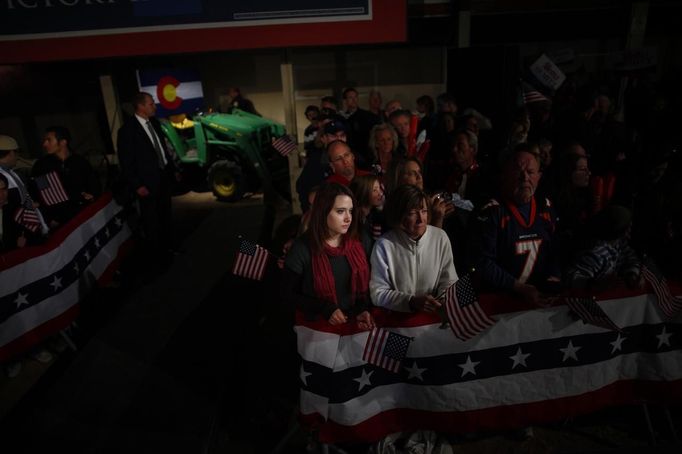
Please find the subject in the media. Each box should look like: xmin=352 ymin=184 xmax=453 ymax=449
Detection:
xmin=282 ymin=182 xmax=375 ymax=330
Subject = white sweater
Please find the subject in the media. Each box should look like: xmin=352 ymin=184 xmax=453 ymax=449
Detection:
xmin=370 ymin=225 xmax=458 ymax=312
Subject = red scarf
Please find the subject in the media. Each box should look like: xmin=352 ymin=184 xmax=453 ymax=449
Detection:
xmin=311 ymin=237 xmax=370 ymax=306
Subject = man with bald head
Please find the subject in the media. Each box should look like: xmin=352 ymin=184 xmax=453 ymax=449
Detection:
xmin=473 ymin=143 xmax=560 ymax=306
xmin=325 ymin=140 xmax=370 ymax=186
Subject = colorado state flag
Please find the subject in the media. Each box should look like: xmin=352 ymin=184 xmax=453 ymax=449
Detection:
xmin=136 ymin=69 xmax=205 ymax=118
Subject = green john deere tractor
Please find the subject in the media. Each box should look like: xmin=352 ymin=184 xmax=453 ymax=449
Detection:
xmin=159 ymin=109 xmax=292 ymax=202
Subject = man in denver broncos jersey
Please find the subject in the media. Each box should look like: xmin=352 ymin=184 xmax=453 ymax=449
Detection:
xmin=473 ymin=144 xmax=561 ymax=306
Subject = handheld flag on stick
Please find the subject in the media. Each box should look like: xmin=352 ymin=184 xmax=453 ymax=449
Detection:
xmin=272 ymin=135 xmax=297 ymax=157
xmin=232 ymin=238 xmax=270 ymax=281
xmin=362 ymin=327 xmax=412 ymax=373
xmin=641 ymin=257 xmax=682 ymax=319
xmin=521 ymin=81 xmax=549 ymax=104
xmin=445 ymin=274 xmax=496 ymax=341
xmin=13 ymin=207 xmax=41 ymax=233
xmin=565 ymin=296 xmax=621 ymax=332
xmin=35 ymin=171 xmax=69 ymax=206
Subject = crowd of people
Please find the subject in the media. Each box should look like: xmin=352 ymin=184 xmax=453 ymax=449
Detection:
xmin=276 ymin=79 xmax=681 ymax=327
xmin=0 ymin=128 xmax=101 ymax=254
xmin=0 ymin=127 xmax=102 ymax=378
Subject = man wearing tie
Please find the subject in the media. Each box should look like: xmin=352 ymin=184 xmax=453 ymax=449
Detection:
xmin=117 ymin=92 xmax=180 ymax=274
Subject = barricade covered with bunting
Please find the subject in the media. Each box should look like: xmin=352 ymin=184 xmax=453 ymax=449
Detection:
xmin=0 ymin=193 xmax=132 ymax=361
xmin=295 ymin=287 xmax=682 ymax=444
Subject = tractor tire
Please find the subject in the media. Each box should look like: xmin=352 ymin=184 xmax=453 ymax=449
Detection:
xmin=208 ymin=160 xmax=244 ymax=202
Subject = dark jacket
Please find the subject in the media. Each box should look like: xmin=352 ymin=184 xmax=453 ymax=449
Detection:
xmin=116 ymin=115 xmax=176 ymax=196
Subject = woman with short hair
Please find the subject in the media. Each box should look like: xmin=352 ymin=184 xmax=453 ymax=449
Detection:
xmin=370 ymin=184 xmax=458 ymax=313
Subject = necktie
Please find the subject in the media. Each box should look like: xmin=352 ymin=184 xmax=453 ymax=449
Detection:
xmin=147 ymin=121 xmax=166 ymax=169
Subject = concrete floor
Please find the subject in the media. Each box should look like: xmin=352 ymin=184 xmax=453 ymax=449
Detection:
xmin=0 ymin=191 xmax=680 ymax=454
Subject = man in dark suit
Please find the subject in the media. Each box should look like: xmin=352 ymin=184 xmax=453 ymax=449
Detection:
xmin=117 ymin=92 xmax=180 ymax=275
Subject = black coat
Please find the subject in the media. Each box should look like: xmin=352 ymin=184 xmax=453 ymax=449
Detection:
xmin=116 ymin=116 xmax=176 ymax=196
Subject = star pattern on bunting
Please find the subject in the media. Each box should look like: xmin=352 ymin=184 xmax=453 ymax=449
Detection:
xmin=354 ymin=368 xmax=373 ymax=391
xmin=610 ymin=334 xmax=626 ymax=354
xmin=300 ymin=366 xmax=312 ymax=386
xmin=404 ymin=361 xmax=426 ymax=381
xmin=0 ymin=207 xmax=129 ymax=340
xmin=459 ymin=355 xmax=480 ymax=377
xmin=322 ymin=319 xmax=681 ymax=401
xmin=50 ymin=275 xmax=63 ymax=292
xmin=509 ymin=347 xmax=530 ymax=369
xmin=560 ymin=340 xmax=581 ymax=362
xmin=657 ymin=327 xmax=672 ymax=348
xmin=15 ymin=292 xmax=29 ymax=308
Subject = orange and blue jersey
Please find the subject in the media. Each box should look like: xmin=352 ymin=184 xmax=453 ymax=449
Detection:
xmin=474 ymin=196 xmax=560 ymax=290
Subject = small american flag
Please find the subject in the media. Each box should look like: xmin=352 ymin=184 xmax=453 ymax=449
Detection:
xmin=13 ymin=206 xmax=41 ymax=233
xmin=272 ymin=135 xmax=297 ymax=157
xmin=565 ymin=296 xmax=620 ymax=332
xmin=641 ymin=258 xmax=682 ymax=319
xmin=522 ymin=82 xmax=549 ymax=104
xmin=232 ymin=238 xmax=270 ymax=281
xmin=445 ymin=274 xmax=496 ymax=341
xmin=35 ymin=171 xmax=69 ymax=206
xmin=362 ymin=328 xmax=412 ymax=373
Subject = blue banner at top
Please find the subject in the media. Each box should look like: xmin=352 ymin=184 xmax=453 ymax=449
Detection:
xmin=0 ymin=0 xmax=370 ymax=38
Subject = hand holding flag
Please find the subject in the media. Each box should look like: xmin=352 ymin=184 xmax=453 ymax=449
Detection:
xmin=35 ymin=171 xmax=69 ymax=206
xmin=444 ymin=273 xmax=496 ymax=341
xmin=13 ymin=206 xmax=41 ymax=233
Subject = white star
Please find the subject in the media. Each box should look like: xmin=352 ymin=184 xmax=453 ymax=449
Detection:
xmin=354 ymin=368 xmax=373 ymax=391
xmin=94 ymin=238 xmax=100 ymax=249
xmin=657 ymin=327 xmax=672 ymax=348
xmin=560 ymin=340 xmax=581 ymax=362
xmin=14 ymin=292 xmax=29 ymax=308
xmin=509 ymin=347 xmax=531 ymax=369
xmin=104 ymin=228 xmax=110 ymax=238
xmin=50 ymin=275 xmax=63 ymax=291
xmin=610 ymin=334 xmax=627 ymax=354
xmin=84 ymin=250 xmax=91 ymax=262
xmin=74 ymin=263 xmax=80 ymax=275
xmin=114 ymin=217 xmax=122 ymax=227
xmin=458 ymin=355 xmax=480 ymax=377
xmin=300 ymin=366 xmax=312 ymax=386
xmin=404 ymin=361 xmax=427 ymax=381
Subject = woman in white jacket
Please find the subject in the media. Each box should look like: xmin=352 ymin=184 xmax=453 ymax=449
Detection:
xmin=370 ymin=184 xmax=458 ymax=313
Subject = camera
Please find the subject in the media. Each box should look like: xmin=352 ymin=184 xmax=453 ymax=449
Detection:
xmin=437 ymin=192 xmax=453 ymax=202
